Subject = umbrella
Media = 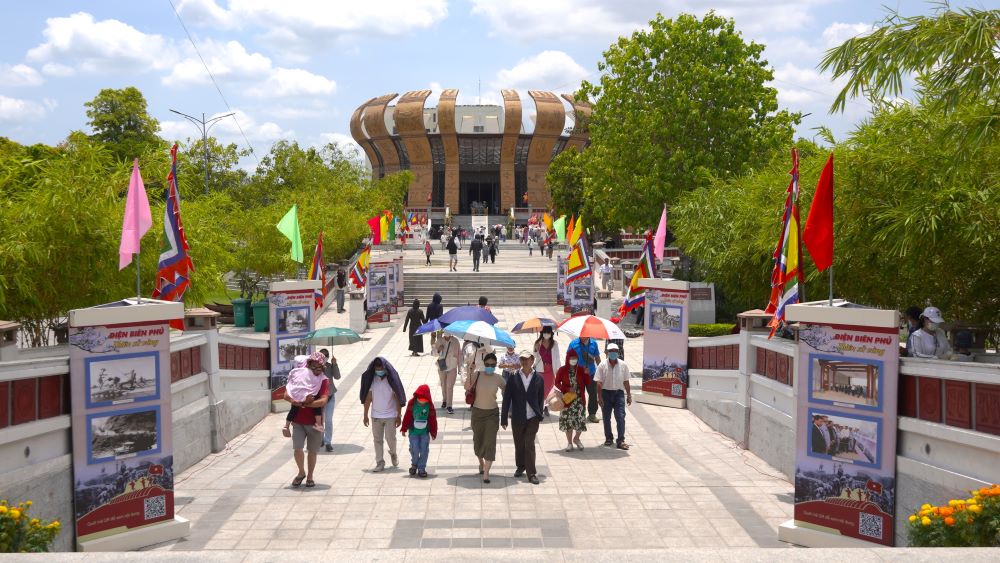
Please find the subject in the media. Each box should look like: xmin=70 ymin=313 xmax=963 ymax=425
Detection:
xmin=300 ymin=327 xmax=362 ymax=346
xmin=438 ymin=305 xmax=498 ymax=326
xmin=444 ymin=320 xmax=515 ymax=348
xmin=414 ymin=318 xmax=443 ymax=336
xmin=511 ymin=317 xmax=557 ymax=334
xmin=557 ymin=315 xmax=626 ymax=340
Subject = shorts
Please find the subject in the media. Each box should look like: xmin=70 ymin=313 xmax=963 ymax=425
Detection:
xmin=291 ymin=423 xmax=323 ymax=451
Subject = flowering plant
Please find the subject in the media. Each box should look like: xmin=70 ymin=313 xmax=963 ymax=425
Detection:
xmin=907 ymin=485 xmax=1000 ymax=547
xmin=0 ymin=500 xmax=61 ymax=552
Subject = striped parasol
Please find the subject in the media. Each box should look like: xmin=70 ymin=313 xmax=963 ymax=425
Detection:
xmin=511 ymin=317 xmax=557 ymax=334
xmin=557 ymin=315 xmax=625 ymax=340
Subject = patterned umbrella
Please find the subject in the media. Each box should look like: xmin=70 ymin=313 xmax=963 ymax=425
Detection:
xmin=438 ymin=306 xmax=499 ymax=326
xmin=557 ymin=315 xmax=625 ymax=340
xmin=444 ymin=320 xmax=515 ymax=347
xmin=511 ymin=317 xmax=557 ymax=334
xmin=414 ymin=318 xmax=443 ymax=336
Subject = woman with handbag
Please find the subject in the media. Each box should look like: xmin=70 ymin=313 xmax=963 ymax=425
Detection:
xmin=533 ymin=326 xmax=561 ymax=417
xmin=554 ymin=348 xmax=590 ymax=452
xmin=431 ymin=332 xmax=461 ymax=414
xmin=464 ymin=352 xmax=505 ymax=483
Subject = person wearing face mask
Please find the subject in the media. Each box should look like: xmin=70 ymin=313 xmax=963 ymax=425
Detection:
xmin=567 ymin=335 xmax=601 ymax=423
xmin=909 ymin=306 xmax=951 ymax=359
xmin=432 ymin=332 xmax=461 ymax=414
xmin=465 ymin=352 xmax=506 ymax=483
xmin=360 ymin=357 xmax=406 ymax=472
xmin=533 ymin=326 xmax=561 ymax=416
xmin=555 ymin=349 xmax=590 ymax=451
xmin=595 ymin=343 xmax=632 ymax=450
xmin=498 ymin=345 xmax=520 ymax=377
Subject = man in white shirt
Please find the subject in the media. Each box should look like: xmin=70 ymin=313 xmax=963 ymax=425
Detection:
xmin=362 ymin=358 xmax=404 ymax=472
xmin=595 ymin=343 xmax=632 ymax=450
xmin=600 ymin=259 xmax=613 ymax=290
xmin=501 ymin=350 xmax=545 ymax=484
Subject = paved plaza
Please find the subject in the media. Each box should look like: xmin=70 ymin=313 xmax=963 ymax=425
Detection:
xmin=141 ymin=245 xmax=800 ymax=553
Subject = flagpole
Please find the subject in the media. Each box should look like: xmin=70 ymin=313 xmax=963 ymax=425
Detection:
xmin=828 ymin=265 xmax=833 ymax=306
xmin=135 ymin=250 xmax=142 ymax=304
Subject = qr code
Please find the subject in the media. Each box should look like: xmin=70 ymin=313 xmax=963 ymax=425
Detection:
xmin=671 ymin=383 xmax=683 ymax=396
xmin=858 ymin=513 xmax=883 ymax=539
xmin=144 ymin=495 xmax=166 ymax=520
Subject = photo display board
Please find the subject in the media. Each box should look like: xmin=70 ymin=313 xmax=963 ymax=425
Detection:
xmin=366 ymin=262 xmax=391 ymax=323
xmin=268 ymin=284 xmax=316 ymax=395
xmin=787 ymin=305 xmax=899 ymax=546
xmin=556 ymin=256 xmax=566 ymax=305
xmin=639 ymin=280 xmax=689 ymax=401
xmin=565 ymin=277 xmax=594 ymax=316
xmin=68 ymin=300 xmax=182 ymax=546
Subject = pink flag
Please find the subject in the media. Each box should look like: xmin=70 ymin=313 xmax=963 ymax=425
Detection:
xmin=653 ymin=204 xmax=667 ymax=261
xmin=118 ymin=159 xmax=152 ymax=270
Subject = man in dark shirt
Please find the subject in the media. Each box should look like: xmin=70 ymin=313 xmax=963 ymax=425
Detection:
xmin=469 ymin=236 xmax=484 ymax=272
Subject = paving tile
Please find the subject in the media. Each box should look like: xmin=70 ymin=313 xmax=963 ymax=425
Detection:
xmin=420 ymin=538 xmax=451 ymax=549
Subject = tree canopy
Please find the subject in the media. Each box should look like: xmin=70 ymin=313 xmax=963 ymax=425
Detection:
xmin=84 ymin=87 xmax=164 ymax=162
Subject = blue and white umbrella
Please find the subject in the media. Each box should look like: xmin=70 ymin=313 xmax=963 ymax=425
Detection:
xmin=443 ymin=320 xmax=515 ymax=348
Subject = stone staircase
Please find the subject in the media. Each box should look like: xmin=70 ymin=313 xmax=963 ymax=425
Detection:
xmin=404 ymin=270 xmax=557 ymax=306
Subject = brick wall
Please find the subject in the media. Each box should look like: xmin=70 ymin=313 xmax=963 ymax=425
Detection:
xmin=899 ymin=375 xmax=1000 ymax=437
xmin=217 ymin=344 xmax=268 ymax=371
xmin=688 ymin=344 xmax=739 ymax=371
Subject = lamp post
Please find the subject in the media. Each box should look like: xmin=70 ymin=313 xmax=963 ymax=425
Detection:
xmin=169 ymin=109 xmax=235 ymax=195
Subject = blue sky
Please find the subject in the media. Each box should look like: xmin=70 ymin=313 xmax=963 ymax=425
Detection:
xmin=0 ymin=1 xmax=993 ymax=163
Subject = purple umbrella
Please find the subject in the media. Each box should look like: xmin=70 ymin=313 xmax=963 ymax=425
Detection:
xmin=438 ymin=306 xmax=498 ymax=326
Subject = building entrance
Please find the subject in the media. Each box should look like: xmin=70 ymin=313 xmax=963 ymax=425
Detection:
xmin=459 ymin=172 xmax=499 ymax=215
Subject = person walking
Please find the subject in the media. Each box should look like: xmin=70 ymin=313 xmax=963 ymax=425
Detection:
xmin=469 ymin=236 xmax=484 ymax=272
xmin=318 ymin=348 xmax=341 ymax=452
xmin=487 ymin=237 xmax=498 ymax=264
xmin=568 ymin=336 xmax=601 ymax=423
xmin=283 ymin=353 xmax=330 ymax=487
xmin=446 ymin=235 xmax=459 ymax=272
xmin=360 ymin=357 xmax=406 ymax=472
xmin=402 ymin=299 xmax=426 ymax=356
xmin=555 ymin=349 xmax=590 ymax=451
xmin=432 ymin=331 xmax=461 ymax=414
xmin=400 ymin=384 xmax=438 ymax=478
xmin=595 ymin=343 xmax=632 ymax=449
xmin=502 ymin=350 xmax=545 ymax=484
xmin=426 ymin=293 xmax=444 ymax=347
xmin=533 ymin=325 xmax=561 ymax=417
xmin=600 ymin=259 xmax=612 ymax=291
xmin=424 ymin=238 xmax=434 ymax=266
xmin=527 ymin=237 xmax=533 ymax=256
xmin=334 ymin=267 xmax=348 ymax=313
xmin=466 ymin=352 xmax=505 ymax=483
xmin=546 ymin=237 xmax=554 ymax=260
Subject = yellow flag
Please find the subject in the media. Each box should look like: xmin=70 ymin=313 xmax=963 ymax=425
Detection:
xmin=543 ymin=212 xmax=553 ymax=231
xmin=569 ymin=215 xmax=583 ymax=247
xmin=379 ymin=215 xmax=389 ymax=241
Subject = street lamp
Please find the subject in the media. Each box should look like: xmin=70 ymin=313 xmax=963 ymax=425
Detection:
xmin=169 ymin=109 xmax=235 ymax=195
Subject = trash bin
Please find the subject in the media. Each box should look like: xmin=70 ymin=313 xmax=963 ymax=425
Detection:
xmin=252 ymin=300 xmax=270 ymax=332
xmin=232 ymin=298 xmax=251 ymax=327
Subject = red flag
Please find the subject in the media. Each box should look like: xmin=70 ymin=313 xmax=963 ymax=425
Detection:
xmin=367 ymin=216 xmax=381 ymax=245
xmin=803 ymin=154 xmax=834 ymax=272
xmin=866 ymin=479 xmax=882 ymax=494
xmin=148 ymin=464 xmax=164 ymax=476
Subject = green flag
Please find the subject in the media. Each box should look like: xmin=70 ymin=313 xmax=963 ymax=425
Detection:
xmin=553 ymin=215 xmax=566 ymax=242
xmin=277 ymin=204 xmax=304 ymax=262
xmin=388 ymin=216 xmax=397 ymax=240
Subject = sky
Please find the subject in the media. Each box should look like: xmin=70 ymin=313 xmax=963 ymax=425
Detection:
xmin=0 ymin=0 xmax=994 ymax=165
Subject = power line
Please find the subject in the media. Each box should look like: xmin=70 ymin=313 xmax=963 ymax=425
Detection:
xmin=166 ymin=0 xmax=260 ymax=165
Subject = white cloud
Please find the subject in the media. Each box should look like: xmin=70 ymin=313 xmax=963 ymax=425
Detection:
xmin=0 ymin=95 xmax=50 ymax=121
xmin=494 ymin=51 xmax=588 ymax=91
xmin=177 ymin=0 xmax=448 ymax=56
xmin=772 ymin=62 xmax=839 ymax=105
xmin=822 ymin=22 xmax=872 ymax=48
xmin=470 ymin=0 xmax=831 ymax=39
xmin=160 ymin=109 xmax=293 ymax=146
xmin=163 ymin=39 xmax=336 ymax=99
xmin=0 ymin=64 xmax=43 ymax=87
xmin=26 ymin=12 xmax=176 ymax=74
xmin=40 ymin=62 xmax=75 ymax=77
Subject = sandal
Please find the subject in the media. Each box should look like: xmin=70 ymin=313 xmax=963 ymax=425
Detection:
xmin=291 ymin=474 xmax=306 ymax=487
xmin=616 ymin=442 xmax=631 ymax=450
xmin=305 ymin=479 xmax=316 ymax=487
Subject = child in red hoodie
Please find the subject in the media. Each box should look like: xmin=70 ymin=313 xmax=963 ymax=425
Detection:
xmin=400 ymin=384 xmax=438 ymax=478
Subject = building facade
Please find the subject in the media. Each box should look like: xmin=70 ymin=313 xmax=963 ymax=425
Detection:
xmin=349 ymin=89 xmax=590 ymax=215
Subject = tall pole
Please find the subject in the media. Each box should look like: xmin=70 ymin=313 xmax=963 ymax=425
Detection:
xmin=169 ymin=109 xmax=235 ymax=195
xmin=828 ymin=265 xmax=834 ymax=306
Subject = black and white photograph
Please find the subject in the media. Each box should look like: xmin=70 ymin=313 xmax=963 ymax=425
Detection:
xmin=276 ymin=306 xmax=310 ymax=334
xmin=648 ymin=303 xmax=683 ymax=332
xmin=276 ymin=336 xmax=310 ymax=372
xmin=572 ymin=284 xmax=592 ymax=302
xmin=794 ymin=457 xmax=894 ymax=517
xmin=808 ymin=409 xmax=880 ymax=468
xmin=368 ymin=287 xmax=388 ymax=305
xmin=810 ymin=355 xmax=881 ymax=409
xmin=85 ymin=352 xmax=159 ymax=408
xmin=88 ymin=407 xmax=160 ymax=463
xmin=369 ymin=271 xmax=387 ymax=288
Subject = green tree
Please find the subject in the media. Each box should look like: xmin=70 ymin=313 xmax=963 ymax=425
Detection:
xmin=173 ymin=137 xmax=250 ymax=197
xmin=821 ymin=4 xmax=1000 ymax=140
xmin=546 ymin=146 xmax=587 ymax=218
xmin=84 ymin=87 xmax=164 ymax=162
xmin=577 ymin=11 xmax=799 ymax=230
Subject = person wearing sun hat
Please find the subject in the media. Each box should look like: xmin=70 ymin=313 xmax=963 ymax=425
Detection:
xmin=909 ymin=306 xmax=950 ymax=359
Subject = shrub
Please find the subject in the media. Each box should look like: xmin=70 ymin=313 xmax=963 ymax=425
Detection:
xmin=0 ymin=500 xmax=61 ymax=552
xmin=907 ymin=485 xmax=1000 ymax=547
xmin=689 ymin=323 xmax=736 ymax=337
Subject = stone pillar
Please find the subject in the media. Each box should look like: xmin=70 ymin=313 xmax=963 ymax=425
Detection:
xmin=349 ymin=291 xmax=367 ymax=334
xmin=183 ymin=308 xmax=226 ymax=454
xmin=0 ymin=320 xmax=19 ymax=362
xmin=596 ymin=289 xmax=612 ymax=318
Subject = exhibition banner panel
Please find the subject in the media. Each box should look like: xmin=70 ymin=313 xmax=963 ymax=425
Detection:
xmin=640 ymin=281 xmax=689 ymax=400
xmin=556 ymin=256 xmax=566 ymax=305
xmin=566 ymin=277 xmax=594 ymax=316
xmin=394 ymin=257 xmax=404 ymax=308
xmin=269 ymin=286 xmax=316 ymax=394
xmin=69 ymin=301 xmax=181 ymax=545
xmin=791 ymin=314 xmax=899 ymax=546
xmin=367 ymin=262 xmax=392 ymax=323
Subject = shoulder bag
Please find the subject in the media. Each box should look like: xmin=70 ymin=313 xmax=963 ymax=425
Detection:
xmin=465 ymin=372 xmax=481 ymax=406
xmin=436 ymin=339 xmax=452 ymax=372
